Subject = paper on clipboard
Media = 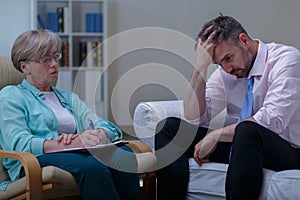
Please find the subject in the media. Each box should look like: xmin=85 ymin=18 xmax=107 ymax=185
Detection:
xmin=58 ymin=140 xmax=128 ymax=153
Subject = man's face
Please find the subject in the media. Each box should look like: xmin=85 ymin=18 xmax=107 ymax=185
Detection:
xmin=213 ymin=39 xmax=254 ymax=78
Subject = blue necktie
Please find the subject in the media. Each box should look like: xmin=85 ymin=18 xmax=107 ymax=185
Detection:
xmin=239 ymin=76 xmax=254 ymax=121
xmin=229 ymin=77 xmax=254 ymax=162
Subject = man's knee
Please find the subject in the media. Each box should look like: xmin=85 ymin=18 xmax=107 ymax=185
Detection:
xmin=156 ymin=117 xmax=182 ymax=134
xmin=234 ymin=121 xmax=262 ymax=142
xmin=155 ymin=117 xmax=182 ymax=150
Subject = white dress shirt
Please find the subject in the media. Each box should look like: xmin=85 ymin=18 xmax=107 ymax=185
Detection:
xmin=198 ymin=40 xmax=300 ymax=147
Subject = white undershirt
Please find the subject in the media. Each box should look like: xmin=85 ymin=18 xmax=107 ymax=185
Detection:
xmin=43 ymin=92 xmax=76 ymax=134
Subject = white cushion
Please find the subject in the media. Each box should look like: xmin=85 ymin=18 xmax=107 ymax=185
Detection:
xmin=187 ymin=159 xmax=276 ymax=200
xmin=268 ymin=170 xmax=300 ymax=200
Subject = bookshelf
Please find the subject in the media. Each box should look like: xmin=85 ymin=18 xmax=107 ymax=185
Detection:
xmin=32 ymin=0 xmax=108 ymax=119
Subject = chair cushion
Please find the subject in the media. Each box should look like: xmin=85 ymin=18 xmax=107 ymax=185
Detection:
xmin=42 ymin=166 xmax=78 ymax=188
xmin=0 ymin=146 xmax=10 ymax=185
xmin=0 ymin=176 xmax=26 ymax=199
xmin=0 ymin=166 xmax=79 ymax=200
xmin=0 ymin=57 xmax=25 ymax=90
xmin=0 ymin=151 xmax=10 ymax=183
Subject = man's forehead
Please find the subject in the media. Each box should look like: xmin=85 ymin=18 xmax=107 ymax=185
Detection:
xmin=213 ymin=41 xmax=230 ymax=64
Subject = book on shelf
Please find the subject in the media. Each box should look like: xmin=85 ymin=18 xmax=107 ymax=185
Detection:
xmin=86 ymin=41 xmax=98 ymax=67
xmin=85 ymin=13 xmax=95 ymax=33
xmin=85 ymin=12 xmax=103 ymax=33
xmin=57 ymin=7 xmax=64 ymax=33
xmin=38 ymin=7 xmax=68 ymax=33
xmin=60 ymin=41 xmax=69 ymax=67
xmin=94 ymin=13 xmax=103 ymax=32
xmin=79 ymin=42 xmax=87 ymax=66
xmin=47 ymin=12 xmax=59 ymax=32
xmin=98 ymin=42 xmax=103 ymax=66
xmin=63 ymin=7 xmax=69 ymax=33
xmin=79 ymin=41 xmax=103 ymax=67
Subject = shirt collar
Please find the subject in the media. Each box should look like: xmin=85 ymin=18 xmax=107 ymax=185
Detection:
xmin=20 ymin=79 xmax=68 ymax=106
xmin=248 ymin=40 xmax=268 ymax=78
xmin=21 ymin=79 xmax=45 ymax=99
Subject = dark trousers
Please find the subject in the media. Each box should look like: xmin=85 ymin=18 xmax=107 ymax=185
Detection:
xmin=20 ymin=145 xmax=140 ymax=200
xmin=155 ymin=117 xmax=300 ymax=200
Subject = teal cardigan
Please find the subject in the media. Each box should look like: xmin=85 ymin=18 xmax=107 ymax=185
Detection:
xmin=0 ymin=79 xmax=122 ymax=183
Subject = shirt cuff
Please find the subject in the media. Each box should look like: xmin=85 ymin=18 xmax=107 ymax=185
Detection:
xmin=31 ymin=138 xmax=45 ymax=155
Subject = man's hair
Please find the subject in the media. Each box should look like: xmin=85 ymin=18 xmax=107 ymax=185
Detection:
xmin=196 ymin=15 xmax=250 ymax=46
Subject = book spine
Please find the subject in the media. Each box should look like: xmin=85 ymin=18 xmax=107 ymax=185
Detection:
xmin=94 ymin=13 xmax=103 ymax=33
xmin=91 ymin=42 xmax=98 ymax=67
xmin=63 ymin=7 xmax=69 ymax=33
xmin=97 ymin=41 xmax=102 ymax=66
xmin=61 ymin=41 xmax=69 ymax=67
xmin=47 ymin=12 xmax=59 ymax=32
xmin=86 ymin=41 xmax=98 ymax=66
xmin=57 ymin=7 xmax=64 ymax=33
xmin=85 ymin=13 xmax=95 ymax=32
xmin=79 ymin=42 xmax=87 ymax=66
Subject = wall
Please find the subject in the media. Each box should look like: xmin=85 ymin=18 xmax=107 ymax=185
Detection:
xmin=107 ymin=0 xmax=300 ymax=126
xmin=0 ymin=0 xmax=299 ymax=127
xmin=0 ymin=0 xmax=33 ymax=56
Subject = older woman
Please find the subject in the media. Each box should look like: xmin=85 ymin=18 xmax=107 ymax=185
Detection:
xmin=0 ymin=29 xmax=139 ymax=200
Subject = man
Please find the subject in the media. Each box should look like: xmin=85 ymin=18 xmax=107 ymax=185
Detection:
xmin=155 ymin=15 xmax=300 ymax=200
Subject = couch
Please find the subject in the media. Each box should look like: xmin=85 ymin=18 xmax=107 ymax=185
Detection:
xmin=133 ymin=100 xmax=300 ymax=199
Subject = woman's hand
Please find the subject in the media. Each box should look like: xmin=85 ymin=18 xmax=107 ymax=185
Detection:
xmin=57 ymin=133 xmax=79 ymax=145
xmin=193 ymin=130 xmax=220 ymax=166
xmin=77 ymin=129 xmax=108 ymax=147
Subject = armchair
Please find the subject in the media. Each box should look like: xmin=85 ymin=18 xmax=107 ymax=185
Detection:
xmin=133 ymin=100 xmax=300 ymax=200
xmin=0 ymin=56 xmax=156 ymax=200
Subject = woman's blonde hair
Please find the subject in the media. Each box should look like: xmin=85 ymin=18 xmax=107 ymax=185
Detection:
xmin=11 ymin=29 xmax=61 ymax=72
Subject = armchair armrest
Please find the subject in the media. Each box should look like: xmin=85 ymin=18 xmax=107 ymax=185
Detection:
xmin=0 ymin=150 xmax=42 ymax=199
xmin=125 ymin=140 xmax=153 ymax=153
xmin=133 ymin=100 xmax=184 ymax=150
xmin=125 ymin=140 xmax=156 ymax=173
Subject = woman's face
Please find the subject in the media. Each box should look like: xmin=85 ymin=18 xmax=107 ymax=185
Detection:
xmin=21 ymin=52 xmax=61 ymax=91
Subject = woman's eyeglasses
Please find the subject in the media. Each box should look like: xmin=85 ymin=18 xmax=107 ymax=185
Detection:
xmin=33 ymin=53 xmax=62 ymax=65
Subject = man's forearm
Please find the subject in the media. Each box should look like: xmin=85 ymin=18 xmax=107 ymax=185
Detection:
xmin=215 ymin=117 xmax=256 ymax=142
xmin=214 ymin=123 xmax=237 ymax=143
xmin=184 ymin=38 xmax=214 ymax=120
xmin=184 ymin=69 xmax=207 ymax=120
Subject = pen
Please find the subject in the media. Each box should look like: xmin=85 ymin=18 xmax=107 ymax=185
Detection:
xmin=88 ymin=118 xmax=95 ymax=130
xmin=87 ymin=118 xmax=102 ymax=144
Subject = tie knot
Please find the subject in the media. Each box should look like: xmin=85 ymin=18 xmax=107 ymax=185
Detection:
xmin=247 ymin=76 xmax=254 ymax=86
